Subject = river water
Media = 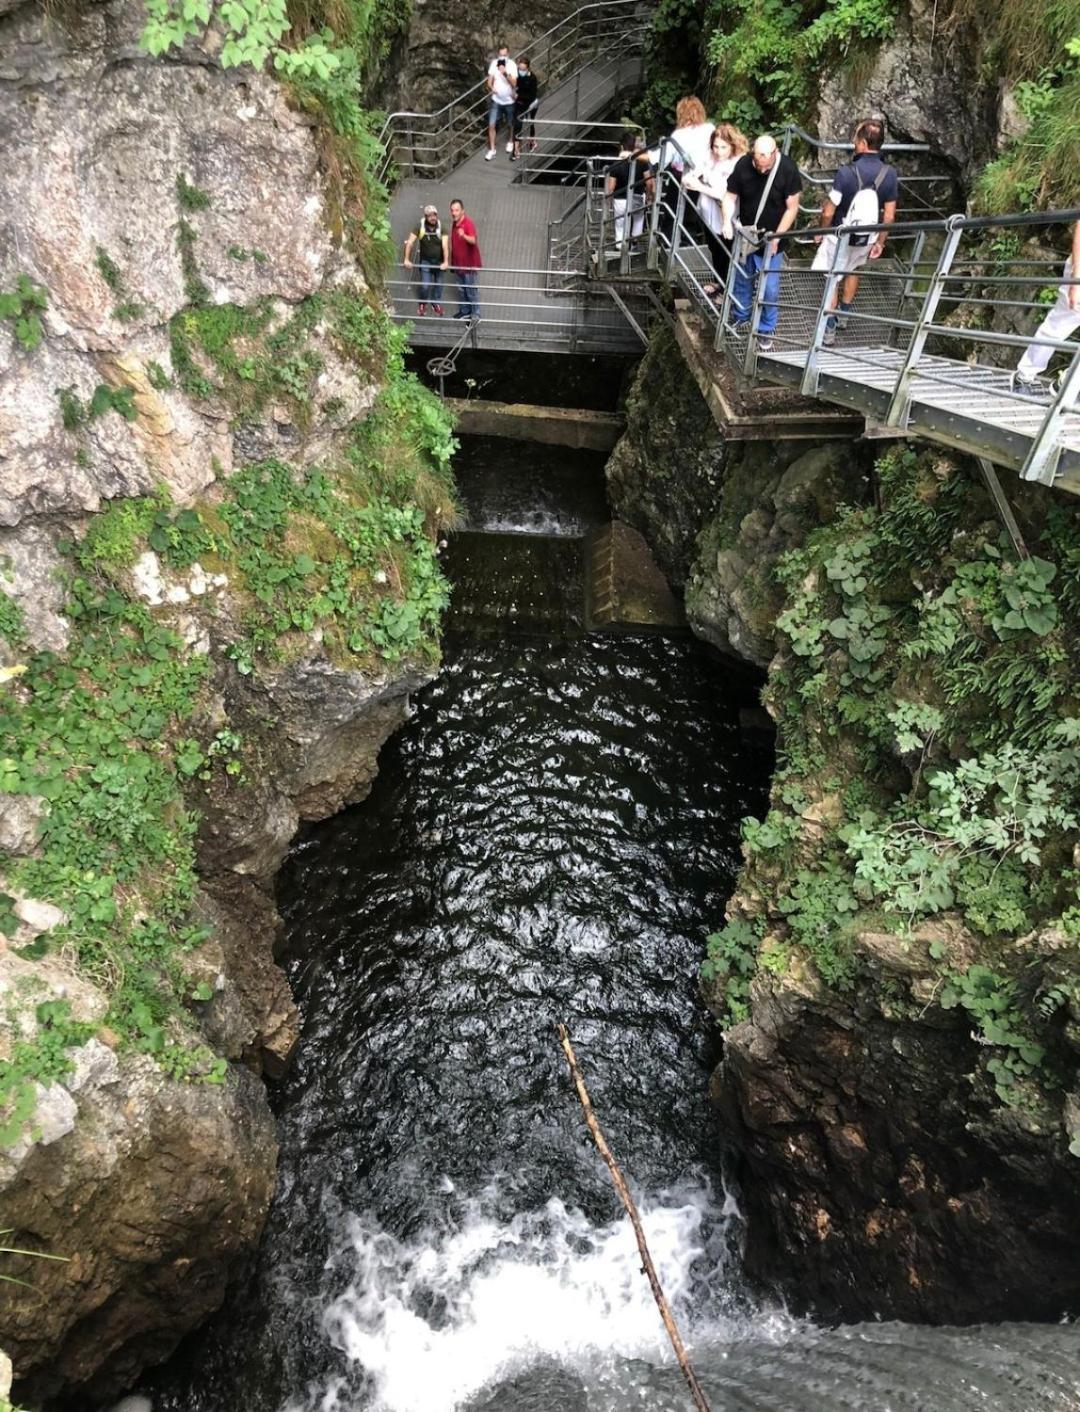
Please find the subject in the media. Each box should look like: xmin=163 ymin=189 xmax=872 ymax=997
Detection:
xmin=138 ymin=437 xmax=1080 ymax=1412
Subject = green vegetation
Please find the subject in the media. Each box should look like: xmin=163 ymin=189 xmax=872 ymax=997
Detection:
xmin=95 ymin=246 xmax=145 ymax=323
xmin=636 ymin=0 xmax=895 ymax=130
xmin=0 ymin=348 xmax=454 ymax=1145
xmin=0 ymin=276 xmax=47 ymax=353
xmin=705 ymin=0 xmax=895 ymax=129
xmin=0 ymin=590 xmax=26 ymax=651
xmin=973 ymin=34 xmax=1080 ymax=210
xmin=56 ymin=383 xmax=137 ymax=431
xmin=140 ymin=0 xmax=409 ymax=269
xmin=175 ymin=173 xmax=211 ymax=211
xmin=710 ymin=448 xmax=1080 ymax=1109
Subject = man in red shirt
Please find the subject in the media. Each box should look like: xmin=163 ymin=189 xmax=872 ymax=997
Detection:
xmin=449 ymin=199 xmax=482 ymax=321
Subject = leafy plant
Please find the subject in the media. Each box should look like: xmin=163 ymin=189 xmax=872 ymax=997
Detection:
xmin=0 ymin=275 xmax=48 ymax=352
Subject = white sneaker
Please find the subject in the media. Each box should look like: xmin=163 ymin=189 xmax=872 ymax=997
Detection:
xmin=506 ymin=141 xmax=514 ymax=153
xmin=485 ymin=149 xmax=495 ymax=160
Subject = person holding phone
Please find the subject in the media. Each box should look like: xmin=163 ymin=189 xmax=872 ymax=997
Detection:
xmin=485 ymin=45 xmax=517 ymax=161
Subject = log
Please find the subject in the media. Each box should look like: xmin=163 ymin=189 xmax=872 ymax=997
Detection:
xmin=555 ymin=1024 xmax=713 ymax=1412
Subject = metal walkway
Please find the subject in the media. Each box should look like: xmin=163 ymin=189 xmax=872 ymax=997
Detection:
xmin=588 ymin=138 xmax=1080 ymax=492
xmin=385 ymin=0 xmax=651 ymax=355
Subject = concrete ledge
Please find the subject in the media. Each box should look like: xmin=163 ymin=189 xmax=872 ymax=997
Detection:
xmin=673 ymin=308 xmax=866 ymax=442
xmin=445 ymin=398 xmax=625 ymax=451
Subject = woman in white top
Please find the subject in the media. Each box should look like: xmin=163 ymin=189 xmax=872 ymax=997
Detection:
xmin=682 ymin=122 xmax=748 ymax=297
xmin=667 ymin=95 xmax=714 ymax=175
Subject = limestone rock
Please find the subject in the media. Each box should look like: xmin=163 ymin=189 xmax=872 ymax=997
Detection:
xmin=0 ymin=1053 xmax=277 ymax=1406
xmin=0 ymin=794 xmax=44 ymax=857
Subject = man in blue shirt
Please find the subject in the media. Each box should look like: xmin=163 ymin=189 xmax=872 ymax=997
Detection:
xmin=812 ymin=118 xmax=898 ymax=344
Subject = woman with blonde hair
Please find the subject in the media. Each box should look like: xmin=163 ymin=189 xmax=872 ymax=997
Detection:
xmin=683 ymin=122 xmax=748 ymax=293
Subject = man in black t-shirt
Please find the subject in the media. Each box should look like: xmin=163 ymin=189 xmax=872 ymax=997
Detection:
xmin=605 ymin=132 xmax=654 ymax=249
xmin=720 ymin=136 xmax=802 ymax=346
xmin=403 ymin=204 xmax=449 ymax=316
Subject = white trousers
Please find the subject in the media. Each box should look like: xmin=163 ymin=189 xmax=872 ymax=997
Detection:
xmin=612 ymin=195 xmax=645 ymax=243
xmin=1017 ymin=259 xmax=1080 ymax=380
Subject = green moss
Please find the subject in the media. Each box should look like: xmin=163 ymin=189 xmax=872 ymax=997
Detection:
xmin=175 ymin=173 xmax=211 ymax=211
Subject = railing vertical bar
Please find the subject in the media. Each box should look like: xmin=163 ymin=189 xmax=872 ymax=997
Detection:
xmin=1019 ymin=349 xmax=1080 ymax=486
xmin=882 ymin=217 xmax=964 ymax=427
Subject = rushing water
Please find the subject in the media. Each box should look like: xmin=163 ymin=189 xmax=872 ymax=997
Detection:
xmin=136 ymin=438 xmax=1080 ymax=1412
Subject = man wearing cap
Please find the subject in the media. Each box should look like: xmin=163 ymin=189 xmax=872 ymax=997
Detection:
xmin=403 ymin=205 xmax=449 ymax=317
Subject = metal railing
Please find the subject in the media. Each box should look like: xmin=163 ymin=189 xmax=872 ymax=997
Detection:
xmin=514 ymin=119 xmax=646 ymax=186
xmin=376 ymin=0 xmax=650 ymax=185
xmin=626 ymin=140 xmax=1080 ymax=485
xmin=387 ymin=265 xmax=651 ymax=354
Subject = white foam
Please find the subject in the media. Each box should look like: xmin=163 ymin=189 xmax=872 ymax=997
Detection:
xmin=291 ymin=1181 xmax=749 ymax=1412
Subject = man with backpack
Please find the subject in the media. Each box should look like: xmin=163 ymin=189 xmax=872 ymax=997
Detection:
xmin=812 ymin=118 xmax=898 ymax=345
xmin=403 ymin=204 xmax=449 ymax=317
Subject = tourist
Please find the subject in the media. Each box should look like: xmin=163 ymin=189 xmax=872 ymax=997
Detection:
xmin=511 ymin=55 xmax=539 ymax=162
xmin=605 ymin=132 xmax=654 ymax=251
xmin=812 ymin=118 xmax=898 ymax=345
xmin=485 ymin=45 xmax=517 ymax=160
xmin=666 ymin=95 xmax=714 ymax=177
xmin=1014 ymin=220 xmax=1080 ymax=397
xmin=720 ymin=135 xmax=803 ymax=351
xmin=402 ymin=204 xmax=449 ymax=318
xmin=449 ymin=198 xmax=482 ymax=320
xmin=682 ymin=122 xmax=747 ymax=296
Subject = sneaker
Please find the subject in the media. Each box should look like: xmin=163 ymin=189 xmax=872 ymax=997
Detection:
xmin=506 ymin=141 xmax=514 ymax=153
xmin=527 ymin=138 xmax=537 ymax=151
xmin=417 ymin=302 xmax=426 ymax=317
xmin=433 ymin=304 xmax=444 ymax=317
xmin=757 ymin=339 xmax=774 ymax=353
xmin=822 ymin=324 xmax=836 ymax=347
xmin=454 ymin=310 xmax=471 ymax=319
xmin=1012 ymin=373 xmax=1048 ymax=400
xmin=510 ymin=154 xmax=518 ymax=162
xmin=485 ymin=149 xmax=495 ymax=161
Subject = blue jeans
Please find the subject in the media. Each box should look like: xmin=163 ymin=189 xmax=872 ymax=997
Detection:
xmin=487 ymin=100 xmax=514 ymax=131
xmin=417 ymin=261 xmax=443 ymax=304
xmin=454 ymin=269 xmax=480 ymax=318
xmin=731 ymin=247 xmax=784 ymax=335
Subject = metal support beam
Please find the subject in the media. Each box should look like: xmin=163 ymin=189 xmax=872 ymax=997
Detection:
xmin=606 ymin=284 xmax=649 ymax=344
xmin=977 ymin=457 xmax=1029 ymax=560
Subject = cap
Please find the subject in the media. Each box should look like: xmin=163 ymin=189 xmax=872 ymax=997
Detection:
xmin=423 ymin=204 xmax=438 ymax=214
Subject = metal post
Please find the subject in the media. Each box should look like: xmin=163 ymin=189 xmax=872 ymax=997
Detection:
xmin=664 ymin=180 xmax=687 ymax=284
xmin=977 ymin=458 xmax=1029 ymax=558
xmin=883 ymin=216 xmax=964 ymax=427
xmin=901 ymin=229 xmax=927 ymax=305
xmin=801 ymin=229 xmax=844 ymax=396
xmin=1019 ymin=348 xmax=1080 ymax=486
xmin=743 ymin=238 xmax=774 ymax=377
xmin=646 ymin=154 xmax=665 ymax=272
xmin=716 ymin=229 xmax=746 ymax=353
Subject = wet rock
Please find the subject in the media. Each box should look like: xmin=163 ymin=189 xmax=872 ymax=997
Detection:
xmin=714 ymin=965 xmax=1080 ymax=1322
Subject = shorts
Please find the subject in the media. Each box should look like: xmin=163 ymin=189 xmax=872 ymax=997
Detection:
xmin=487 ymin=99 xmax=515 ymax=129
xmin=811 ymin=231 xmax=872 ymax=275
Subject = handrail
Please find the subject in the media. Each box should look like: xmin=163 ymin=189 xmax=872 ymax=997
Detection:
xmin=376 ymin=0 xmax=649 ymax=184
xmin=574 ymin=136 xmax=1080 ymax=487
xmin=380 ymin=0 xmax=645 ymax=128
xmin=781 ymin=123 xmax=933 ymax=155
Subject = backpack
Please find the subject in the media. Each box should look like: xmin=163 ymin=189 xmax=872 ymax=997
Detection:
xmin=840 ymin=162 xmax=889 ymax=246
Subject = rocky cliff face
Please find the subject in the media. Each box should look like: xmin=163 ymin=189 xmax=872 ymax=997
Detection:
xmin=0 ymin=0 xmax=449 ymax=1399
xmin=608 ymin=337 xmax=1080 ymax=1324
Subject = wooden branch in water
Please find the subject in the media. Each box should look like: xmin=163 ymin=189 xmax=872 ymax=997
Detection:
xmin=555 ymin=1023 xmax=714 ymax=1412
